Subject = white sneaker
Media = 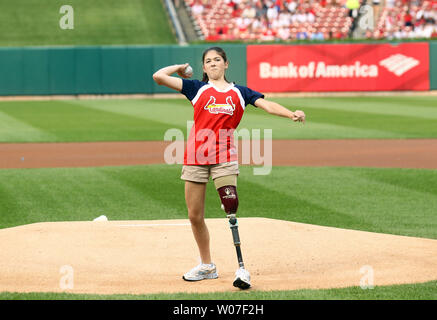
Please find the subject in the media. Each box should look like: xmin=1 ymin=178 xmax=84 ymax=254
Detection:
xmin=233 ymin=267 xmax=251 ymax=289
xmin=182 ymin=263 xmax=218 ymax=281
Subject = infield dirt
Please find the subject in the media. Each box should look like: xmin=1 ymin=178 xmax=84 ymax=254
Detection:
xmin=0 ymin=218 xmax=436 ymax=295
xmin=1 ymin=139 xmax=437 ymax=169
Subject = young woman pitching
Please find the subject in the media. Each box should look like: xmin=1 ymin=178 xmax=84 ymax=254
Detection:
xmin=153 ymin=47 xmax=305 ymax=289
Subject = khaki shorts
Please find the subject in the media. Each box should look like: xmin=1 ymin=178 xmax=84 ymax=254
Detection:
xmin=181 ymin=161 xmax=239 ymax=184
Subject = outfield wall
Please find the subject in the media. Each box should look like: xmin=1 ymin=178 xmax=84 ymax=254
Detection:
xmin=0 ymin=42 xmax=436 ymax=95
xmin=0 ymin=45 xmax=247 ymax=96
xmin=430 ymin=41 xmax=437 ymax=90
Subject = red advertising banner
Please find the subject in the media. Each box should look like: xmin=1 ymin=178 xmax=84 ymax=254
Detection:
xmin=247 ymin=43 xmax=430 ymax=92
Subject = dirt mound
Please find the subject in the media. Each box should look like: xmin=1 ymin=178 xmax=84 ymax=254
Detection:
xmin=0 ymin=218 xmax=436 ymax=295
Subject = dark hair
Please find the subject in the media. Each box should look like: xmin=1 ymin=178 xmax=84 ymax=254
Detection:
xmin=201 ymin=47 xmax=229 ymax=83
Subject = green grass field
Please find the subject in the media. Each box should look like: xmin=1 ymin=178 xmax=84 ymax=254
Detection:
xmin=1 ymin=280 xmax=436 ymax=300
xmin=0 ymin=0 xmax=176 ymax=46
xmin=1 ymin=165 xmax=436 ymax=238
xmin=0 ymin=96 xmax=437 ymax=142
xmin=0 ymin=95 xmax=436 ymax=300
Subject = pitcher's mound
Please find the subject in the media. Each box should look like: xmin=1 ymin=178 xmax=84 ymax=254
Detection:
xmin=0 ymin=218 xmax=436 ymax=295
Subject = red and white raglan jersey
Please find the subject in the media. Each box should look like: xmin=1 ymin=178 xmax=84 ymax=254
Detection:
xmin=181 ymin=79 xmax=264 ymax=165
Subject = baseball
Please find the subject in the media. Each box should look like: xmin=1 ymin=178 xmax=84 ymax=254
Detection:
xmin=184 ymin=65 xmax=193 ymax=77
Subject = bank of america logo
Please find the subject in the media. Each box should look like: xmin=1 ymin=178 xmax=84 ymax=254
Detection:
xmin=379 ymin=54 xmax=419 ymax=76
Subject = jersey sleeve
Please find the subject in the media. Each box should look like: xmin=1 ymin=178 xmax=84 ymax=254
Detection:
xmin=180 ymin=79 xmax=206 ymax=101
xmin=235 ymin=85 xmax=265 ymax=107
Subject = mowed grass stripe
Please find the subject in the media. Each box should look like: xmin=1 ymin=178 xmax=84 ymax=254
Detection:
xmin=0 ymin=100 xmax=184 ymax=142
xmin=66 ymin=98 xmax=194 ymax=129
xmin=0 ymin=111 xmax=56 ymax=142
xmin=240 ymin=166 xmax=437 ymax=238
xmin=68 ymin=98 xmax=402 ymax=139
xmin=1 ymin=280 xmax=436 ymax=300
xmin=284 ymin=106 xmax=437 ymax=137
xmin=2 ymin=95 xmax=436 ymax=142
xmin=241 ymin=108 xmax=403 ymax=139
xmin=0 ymin=166 xmax=187 ymax=229
xmin=0 ymin=165 xmax=435 ymax=239
xmin=273 ymin=96 xmax=437 ymax=118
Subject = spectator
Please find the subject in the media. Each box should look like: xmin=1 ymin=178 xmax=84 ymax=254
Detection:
xmin=232 ymin=4 xmax=242 ymax=18
xmin=310 ymin=28 xmax=325 ymax=40
xmin=393 ymin=26 xmax=403 ymax=39
xmin=242 ymin=4 xmax=257 ymax=19
xmin=307 ymin=9 xmax=316 ymax=23
xmin=255 ymin=0 xmax=267 ymax=18
xmin=287 ymin=0 xmax=298 ymax=13
xmin=404 ymin=10 xmax=413 ymax=27
xmin=274 ymin=0 xmax=283 ymax=11
xmin=267 ymin=2 xmax=279 ymax=20
xmin=231 ymin=26 xmax=241 ymax=39
xmin=424 ymin=4 xmax=436 ymax=23
xmin=250 ymin=17 xmax=264 ymax=33
xmin=365 ymin=29 xmax=372 ymax=38
xmin=277 ymin=26 xmax=291 ymax=40
xmin=416 ymin=5 xmax=426 ymax=21
xmin=296 ymin=27 xmax=309 ymax=39
xmin=216 ymin=25 xmax=229 ymax=36
xmin=296 ymin=9 xmax=308 ymax=23
xmin=261 ymin=27 xmax=276 ymax=40
xmin=235 ymin=15 xmax=252 ymax=30
xmin=372 ymin=29 xmax=383 ymax=39
xmin=191 ymin=1 xmax=204 ymax=16
xmin=431 ymin=25 xmax=437 ymax=38
xmin=271 ymin=16 xmax=282 ymax=29
xmin=386 ymin=0 xmax=395 ymax=9
xmin=278 ymin=9 xmax=292 ymax=27
xmin=384 ymin=12 xmax=396 ymax=31
xmin=405 ymin=25 xmax=416 ymax=38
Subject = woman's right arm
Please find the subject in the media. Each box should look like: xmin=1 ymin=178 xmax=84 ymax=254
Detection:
xmin=152 ymin=63 xmax=190 ymax=92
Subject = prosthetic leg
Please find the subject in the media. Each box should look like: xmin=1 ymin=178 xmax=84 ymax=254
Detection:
xmin=216 ymin=179 xmax=251 ymax=290
xmin=227 ymin=213 xmax=251 ymax=289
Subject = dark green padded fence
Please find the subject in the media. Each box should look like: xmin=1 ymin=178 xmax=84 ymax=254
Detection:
xmin=0 ymin=45 xmax=247 ymax=95
xmin=430 ymin=41 xmax=437 ymax=90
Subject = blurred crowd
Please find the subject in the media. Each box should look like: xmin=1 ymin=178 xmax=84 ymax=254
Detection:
xmin=183 ymin=0 xmax=437 ymax=40
xmin=370 ymin=0 xmax=437 ymax=39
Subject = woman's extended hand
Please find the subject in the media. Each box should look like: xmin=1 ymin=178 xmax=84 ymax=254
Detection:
xmin=291 ymin=110 xmax=306 ymax=123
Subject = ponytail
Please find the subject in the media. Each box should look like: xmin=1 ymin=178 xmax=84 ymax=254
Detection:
xmin=202 ymin=72 xmax=209 ymax=82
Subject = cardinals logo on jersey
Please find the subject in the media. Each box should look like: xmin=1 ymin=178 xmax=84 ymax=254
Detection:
xmin=203 ymin=96 xmax=235 ymax=116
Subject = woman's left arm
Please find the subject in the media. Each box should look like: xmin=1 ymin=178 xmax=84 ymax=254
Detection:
xmin=254 ymin=98 xmax=306 ymax=123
